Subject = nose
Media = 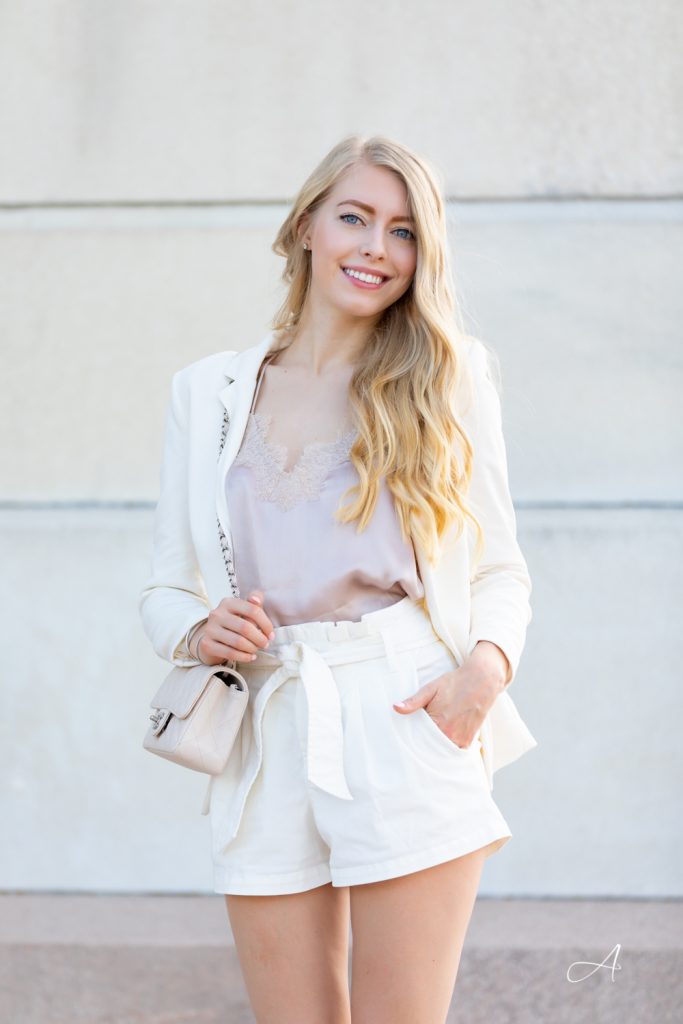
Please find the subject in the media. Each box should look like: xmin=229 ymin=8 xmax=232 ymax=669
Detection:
xmin=361 ymin=225 xmax=387 ymax=261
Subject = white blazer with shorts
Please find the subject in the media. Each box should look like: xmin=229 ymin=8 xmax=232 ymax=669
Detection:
xmin=139 ymin=332 xmax=538 ymax=797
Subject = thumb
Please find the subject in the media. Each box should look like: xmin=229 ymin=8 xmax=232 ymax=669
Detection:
xmin=248 ymin=590 xmax=264 ymax=605
xmin=393 ymin=681 xmax=437 ymax=714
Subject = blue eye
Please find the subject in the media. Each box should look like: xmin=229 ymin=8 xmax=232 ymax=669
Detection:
xmin=339 ymin=213 xmax=415 ymax=241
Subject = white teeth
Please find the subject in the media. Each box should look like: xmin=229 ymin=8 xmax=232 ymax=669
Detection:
xmin=343 ymin=267 xmax=385 ymax=285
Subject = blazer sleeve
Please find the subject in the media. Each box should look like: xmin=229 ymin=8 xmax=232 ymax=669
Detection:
xmin=463 ymin=339 xmax=533 ymax=685
xmin=138 ymin=367 xmax=212 ymax=665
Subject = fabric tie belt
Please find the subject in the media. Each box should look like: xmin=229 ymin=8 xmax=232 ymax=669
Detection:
xmin=200 ymin=621 xmax=418 ymax=827
xmin=253 ymin=636 xmax=383 ymax=801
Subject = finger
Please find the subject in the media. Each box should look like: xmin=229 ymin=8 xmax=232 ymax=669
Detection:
xmin=222 ymin=592 xmax=271 ymax=629
xmin=200 ymin=620 xmax=260 ymax=659
xmin=201 ymin=630 xmax=261 ymax=663
xmin=246 ymin=591 xmax=275 ymax=636
xmin=214 ymin=620 xmax=267 ymax=656
xmin=392 ymin=681 xmax=438 ymax=713
xmin=235 ymin=597 xmax=276 ymax=641
xmin=216 ymin=605 xmax=273 ymax=647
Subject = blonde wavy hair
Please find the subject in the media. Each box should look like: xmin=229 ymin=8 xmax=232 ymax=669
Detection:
xmin=270 ymin=134 xmax=485 ymax=608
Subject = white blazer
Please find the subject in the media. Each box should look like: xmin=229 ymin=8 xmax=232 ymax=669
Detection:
xmin=139 ymin=331 xmax=538 ymax=793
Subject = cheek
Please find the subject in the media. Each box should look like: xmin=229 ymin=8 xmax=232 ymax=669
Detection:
xmin=310 ymin=241 xmax=343 ymax=283
xmin=394 ymin=259 xmax=417 ymax=295
xmin=401 ymin=249 xmax=418 ymax=278
xmin=317 ymin=236 xmax=351 ymax=278
xmin=389 ymin=243 xmax=417 ymax=281
xmin=321 ymin=223 xmax=349 ymax=257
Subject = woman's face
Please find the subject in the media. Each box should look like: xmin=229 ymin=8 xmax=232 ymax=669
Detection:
xmin=301 ymin=162 xmax=418 ymax=321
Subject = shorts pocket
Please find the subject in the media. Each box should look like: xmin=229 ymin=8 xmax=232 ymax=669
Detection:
xmin=405 ymin=644 xmax=482 ymax=761
xmin=417 ymin=705 xmax=477 ymax=758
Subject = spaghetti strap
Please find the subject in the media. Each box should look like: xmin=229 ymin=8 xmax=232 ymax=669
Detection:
xmin=249 ymin=350 xmax=278 ymax=415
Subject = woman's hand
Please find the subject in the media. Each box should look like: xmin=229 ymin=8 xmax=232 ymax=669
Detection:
xmin=190 ymin=590 xmax=275 ymax=665
xmin=392 ymin=640 xmax=509 ymax=749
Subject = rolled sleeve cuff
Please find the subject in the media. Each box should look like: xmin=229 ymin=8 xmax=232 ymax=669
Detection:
xmin=466 ymin=629 xmax=523 ymax=686
xmin=172 ymin=616 xmax=210 ymax=666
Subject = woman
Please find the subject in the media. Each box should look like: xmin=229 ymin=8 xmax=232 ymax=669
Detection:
xmin=139 ymin=134 xmax=536 ymax=1024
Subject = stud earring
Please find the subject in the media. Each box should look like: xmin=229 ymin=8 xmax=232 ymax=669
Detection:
xmin=303 ymin=242 xmax=308 ymax=250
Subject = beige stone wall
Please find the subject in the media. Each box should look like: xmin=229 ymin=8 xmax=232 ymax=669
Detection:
xmin=2 ymin=1 xmax=681 ymax=894
xmin=1 ymin=2 xmax=680 ymax=200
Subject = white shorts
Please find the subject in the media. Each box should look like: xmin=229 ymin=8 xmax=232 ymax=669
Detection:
xmin=207 ymin=595 xmax=512 ymax=895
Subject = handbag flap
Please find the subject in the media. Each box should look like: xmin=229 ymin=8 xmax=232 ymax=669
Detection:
xmin=149 ymin=662 xmax=247 ymax=719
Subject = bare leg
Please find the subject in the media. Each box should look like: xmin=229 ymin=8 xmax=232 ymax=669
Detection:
xmin=225 ymin=882 xmax=351 ymax=1024
xmin=349 ymin=847 xmax=488 ymax=1024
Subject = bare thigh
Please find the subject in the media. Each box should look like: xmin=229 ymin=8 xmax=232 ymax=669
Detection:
xmin=349 ymin=848 xmax=488 ymax=1024
xmin=225 ymin=882 xmax=352 ymax=1024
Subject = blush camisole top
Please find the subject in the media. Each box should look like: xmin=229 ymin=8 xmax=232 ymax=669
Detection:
xmin=224 ymin=349 xmax=425 ymax=627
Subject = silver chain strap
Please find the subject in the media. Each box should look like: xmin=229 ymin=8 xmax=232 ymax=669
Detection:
xmin=217 ymin=407 xmax=240 ymax=598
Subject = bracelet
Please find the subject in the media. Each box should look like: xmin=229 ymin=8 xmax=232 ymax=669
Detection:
xmin=186 ymin=618 xmax=209 ymax=660
xmin=195 ymin=632 xmax=209 ymax=665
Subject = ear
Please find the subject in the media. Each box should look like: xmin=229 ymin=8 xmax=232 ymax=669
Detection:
xmin=297 ymin=211 xmax=312 ymax=248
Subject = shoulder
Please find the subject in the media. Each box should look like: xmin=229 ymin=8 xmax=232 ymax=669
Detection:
xmin=173 ymin=350 xmax=237 ymax=388
xmin=461 ymin=335 xmax=503 ymax=396
xmin=453 ymin=335 xmax=487 ymax=408
xmin=453 ymin=335 xmax=505 ymax=438
xmin=167 ymin=350 xmax=238 ymax=408
xmin=158 ymin=351 xmax=237 ymax=428
xmin=461 ymin=334 xmax=492 ymax=374
xmin=171 ymin=331 xmax=275 ymax=393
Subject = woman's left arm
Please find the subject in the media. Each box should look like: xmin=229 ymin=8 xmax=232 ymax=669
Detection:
xmin=393 ymin=340 xmax=532 ymax=739
xmin=462 ymin=339 xmax=533 ymax=689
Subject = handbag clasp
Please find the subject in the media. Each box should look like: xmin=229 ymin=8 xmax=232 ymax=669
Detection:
xmin=149 ymin=707 xmax=173 ymax=735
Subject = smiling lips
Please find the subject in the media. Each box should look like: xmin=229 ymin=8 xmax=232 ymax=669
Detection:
xmin=342 ymin=266 xmax=389 ymax=288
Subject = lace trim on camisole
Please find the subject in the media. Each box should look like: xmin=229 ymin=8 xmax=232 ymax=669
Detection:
xmin=233 ymin=411 xmax=357 ymax=512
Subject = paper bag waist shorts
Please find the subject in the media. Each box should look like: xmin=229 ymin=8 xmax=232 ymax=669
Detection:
xmin=205 ymin=595 xmax=512 ymax=895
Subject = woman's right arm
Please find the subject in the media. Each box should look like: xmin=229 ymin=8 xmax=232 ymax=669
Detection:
xmin=138 ymin=368 xmax=214 ymax=665
xmin=138 ymin=366 xmax=275 ymax=667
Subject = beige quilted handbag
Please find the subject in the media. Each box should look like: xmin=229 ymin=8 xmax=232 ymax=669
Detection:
xmin=143 ymin=661 xmax=249 ymax=775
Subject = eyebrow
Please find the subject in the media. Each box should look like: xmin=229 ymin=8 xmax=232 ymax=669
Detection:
xmin=336 ymin=199 xmax=415 ymax=224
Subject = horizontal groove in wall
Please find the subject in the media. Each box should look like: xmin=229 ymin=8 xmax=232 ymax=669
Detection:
xmin=0 ymin=501 xmax=681 ymax=512
xmin=2 ymin=195 xmax=682 ymax=208
xmin=0 ymin=199 xmax=681 ymax=232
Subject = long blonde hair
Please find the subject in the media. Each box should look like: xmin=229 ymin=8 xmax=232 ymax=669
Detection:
xmin=270 ymin=135 xmax=484 ymax=604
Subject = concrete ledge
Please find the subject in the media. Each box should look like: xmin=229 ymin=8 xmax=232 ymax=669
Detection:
xmin=0 ymin=896 xmax=680 ymax=1024
xmin=1 ymin=893 xmax=681 ymax=950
